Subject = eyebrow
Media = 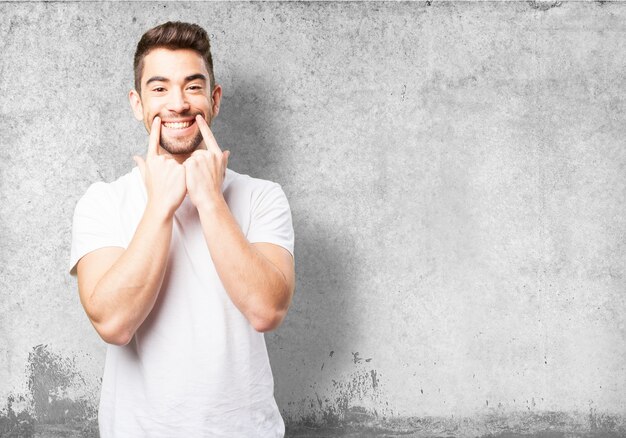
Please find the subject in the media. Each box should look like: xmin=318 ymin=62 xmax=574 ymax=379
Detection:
xmin=145 ymin=74 xmax=207 ymax=86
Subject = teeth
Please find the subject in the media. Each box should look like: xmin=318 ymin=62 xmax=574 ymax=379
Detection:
xmin=163 ymin=121 xmax=192 ymax=129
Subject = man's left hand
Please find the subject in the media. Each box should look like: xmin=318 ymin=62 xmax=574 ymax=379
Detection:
xmin=184 ymin=114 xmax=231 ymax=210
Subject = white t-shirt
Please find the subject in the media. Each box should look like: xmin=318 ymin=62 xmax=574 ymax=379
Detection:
xmin=70 ymin=167 xmax=294 ymax=438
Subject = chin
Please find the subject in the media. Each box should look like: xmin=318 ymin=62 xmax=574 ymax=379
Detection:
xmin=160 ymin=132 xmax=203 ymax=155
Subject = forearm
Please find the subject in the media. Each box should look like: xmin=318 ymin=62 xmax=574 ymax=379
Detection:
xmin=197 ymin=197 xmax=290 ymax=332
xmin=88 ymin=205 xmax=173 ymax=345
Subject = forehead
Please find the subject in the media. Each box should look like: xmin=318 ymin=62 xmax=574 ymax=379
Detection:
xmin=141 ymin=48 xmax=208 ymax=84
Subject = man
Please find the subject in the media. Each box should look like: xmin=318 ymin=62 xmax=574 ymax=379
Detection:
xmin=69 ymin=21 xmax=295 ymax=437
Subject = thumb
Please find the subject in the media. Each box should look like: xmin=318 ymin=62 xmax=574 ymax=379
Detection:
xmin=224 ymin=150 xmax=231 ymax=165
xmin=133 ymin=155 xmax=146 ymax=180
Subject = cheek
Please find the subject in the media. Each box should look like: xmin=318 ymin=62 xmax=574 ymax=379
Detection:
xmin=146 ymin=103 xmax=160 ymax=117
xmin=192 ymin=96 xmax=212 ymax=113
xmin=142 ymin=97 xmax=163 ymax=115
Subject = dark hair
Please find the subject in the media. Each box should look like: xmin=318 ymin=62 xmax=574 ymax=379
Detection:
xmin=133 ymin=21 xmax=215 ymax=94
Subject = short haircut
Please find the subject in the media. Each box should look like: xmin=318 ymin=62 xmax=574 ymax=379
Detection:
xmin=133 ymin=21 xmax=215 ymax=94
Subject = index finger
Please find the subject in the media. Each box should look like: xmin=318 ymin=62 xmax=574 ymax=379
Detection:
xmin=148 ymin=116 xmax=161 ymax=157
xmin=195 ymin=114 xmax=222 ymax=155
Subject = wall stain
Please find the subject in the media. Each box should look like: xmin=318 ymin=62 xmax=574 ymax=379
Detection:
xmin=370 ymin=370 xmax=378 ymax=390
xmin=0 ymin=345 xmax=98 ymax=437
xmin=351 ymin=352 xmax=362 ymax=364
xmin=285 ymin=354 xmax=625 ymax=437
xmin=0 ymin=352 xmax=623 ymax=438
xmin=351 ymin=351 xmax=372 ymax=365
xmin=286 ymin=353 xmax=388 ymax=431
xmin=287 ymin=410 xmax=626 ymax=437
xmin=0 ymin=394 xmax=35 ymax=438
xmin=589 ymin=407 xmax=619 ymax=434
xmin=527 ymin=1 xmax=563 ymax=11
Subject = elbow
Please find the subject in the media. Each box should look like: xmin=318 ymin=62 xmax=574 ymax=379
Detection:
xmin=104 ymin=331 xmax=133 ymax=347
xmin=249 ymin=282 xmax=292 ymax=333
xmin=251 ymin=308 xmax=287 ymax=333
xmin=249 ymin=296 xmax=290 ymax=333
xmin=84 ymin=296 xmax=134 ymax=346
xmin=93 ymin=320 xmax=134 ymax=346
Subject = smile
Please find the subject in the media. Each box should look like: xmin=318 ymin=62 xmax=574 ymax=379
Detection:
xmin=162 ymin=120 xmax=194 ymax=129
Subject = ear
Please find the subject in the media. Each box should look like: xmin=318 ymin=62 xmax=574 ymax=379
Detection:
xmin=211 ymin=84 xmax=222 ymax=118
xmin=129 ymin=89 xmax=144 ymax=121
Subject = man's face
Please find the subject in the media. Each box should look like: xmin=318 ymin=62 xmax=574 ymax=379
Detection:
xmin=129 ymin=48 xmax=221 ymax=155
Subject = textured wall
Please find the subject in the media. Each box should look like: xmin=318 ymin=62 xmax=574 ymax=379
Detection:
xmin=1 ymin=1 xmax=625 ymax=437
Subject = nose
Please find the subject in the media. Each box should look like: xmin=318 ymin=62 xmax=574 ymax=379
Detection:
xmin=166 ymin=88 xmax=190 ymax=113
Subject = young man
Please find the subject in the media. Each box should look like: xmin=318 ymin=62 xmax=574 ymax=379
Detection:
xmin=69 ymin=22 xmax=295 ymax=437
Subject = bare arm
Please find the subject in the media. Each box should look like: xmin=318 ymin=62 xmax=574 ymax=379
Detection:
xmin=198 ymin=199 xmax=295 ymax=332
xmin=184 ymin=115 xmax=295 ymax=332
xmin=76 ymin=207 xmax=174 ymax=345
xmin=75 ymin=117 xmax=187 ymax=345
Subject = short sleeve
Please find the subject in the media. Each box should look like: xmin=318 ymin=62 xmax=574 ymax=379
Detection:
xmin=69 ymin=182 xmax=125 ymax=275
xmin=246 ymin=183 xmax=295 ymax=258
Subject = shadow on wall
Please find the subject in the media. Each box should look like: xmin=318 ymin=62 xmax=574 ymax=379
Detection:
xmin=212 ymin=73 xmax=287 ymax=183
xmin=214 ymin=71 xmax=367 ymax=426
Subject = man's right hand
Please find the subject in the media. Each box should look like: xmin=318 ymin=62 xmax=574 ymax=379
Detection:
xmin=133 ymin=116 xmax=187 ymax=218
xmin=77 ymin=116 xmax=184 ymax=345
xmin=78 ymin=115 xmax=182 ymax=346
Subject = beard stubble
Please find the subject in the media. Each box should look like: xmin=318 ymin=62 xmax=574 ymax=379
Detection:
xmin=159 ymin=129 xmax=204 ymax=155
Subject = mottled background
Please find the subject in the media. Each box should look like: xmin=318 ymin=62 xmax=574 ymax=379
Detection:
xmin=1 ymin=1 xmax=625 ymax=437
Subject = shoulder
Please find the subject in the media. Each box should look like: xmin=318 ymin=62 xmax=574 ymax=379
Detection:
xmin=77 ymin=168 xmax=142 ymax=207
xmin=223 ymin=169 xmax=291 ymax=222
xmin=224 ymin=168 xmax=284 ymax=200
xmin=224 ymin=168 xmax=280 ymax=190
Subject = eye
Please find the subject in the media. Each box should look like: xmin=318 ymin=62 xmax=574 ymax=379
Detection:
xmin=188 ymin=85 xmax=203 ymax=91
xmin=152 ymin=87 xmax=166 ymax=93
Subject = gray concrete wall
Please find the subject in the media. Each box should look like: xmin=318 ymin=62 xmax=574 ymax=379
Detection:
xmin=1 ymin=2 xmax=625 ymax=437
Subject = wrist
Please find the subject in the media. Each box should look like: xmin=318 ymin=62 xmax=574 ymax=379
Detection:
xmin=195 ymin=193 xmax=226 ymax=216
xmin=144 ymin=199 xmax=176 ymax=222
